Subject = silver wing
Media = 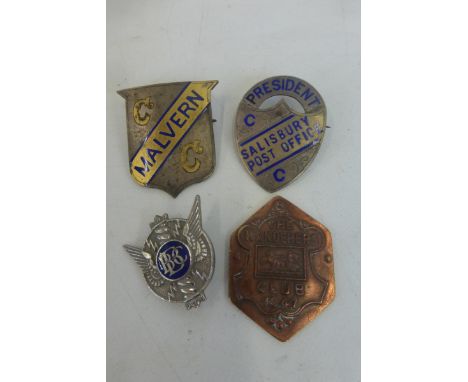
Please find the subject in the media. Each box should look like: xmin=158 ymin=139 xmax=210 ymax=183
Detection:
xmin=123 ymin=244 xmax=164 ymax=287
xmin=184 ymin=195 xmax=202 ymax=239
xmin=183 ymin=195 xmax=208 ymax=262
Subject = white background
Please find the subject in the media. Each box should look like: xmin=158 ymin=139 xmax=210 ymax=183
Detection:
xmin=107 ymin=1 xmax=360 ymax=381
xmin=2 ymin=1 xmax=468 ymax=382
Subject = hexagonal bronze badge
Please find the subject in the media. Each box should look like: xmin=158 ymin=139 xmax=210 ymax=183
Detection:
xmin=229 ymin=196 xmax=335 ymax=341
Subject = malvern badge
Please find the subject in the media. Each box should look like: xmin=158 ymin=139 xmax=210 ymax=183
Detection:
xmin=235 ymin=76 xmax=327 ymax=192
xmin=118 ymin=81 xmax=218 ymax=197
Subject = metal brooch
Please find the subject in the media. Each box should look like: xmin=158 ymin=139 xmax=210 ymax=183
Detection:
xmin=235 ymin=75 xmax=327 ymax=192
xmin=229 ymin=196 xmax=335 ymax=341
xmin=124 ymin=195 xmax=215 ymax=309
xmin=118 ymin=81 xmax=218 ymax=197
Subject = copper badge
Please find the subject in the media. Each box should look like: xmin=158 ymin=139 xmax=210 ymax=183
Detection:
xmin=229 ymin=196 xmax=335 ymax=341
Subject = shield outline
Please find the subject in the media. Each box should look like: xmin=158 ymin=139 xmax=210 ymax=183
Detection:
xmin=118 ymin=80 xmax=218 ymax=197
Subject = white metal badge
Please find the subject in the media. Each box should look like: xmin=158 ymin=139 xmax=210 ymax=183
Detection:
xmin=235 ymin=75 xmax=327 ymax=192
xmin=124 ymin=195 xmax=215 ymax=309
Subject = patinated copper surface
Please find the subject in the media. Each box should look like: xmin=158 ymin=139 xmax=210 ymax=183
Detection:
xmin=229 ymin=196 xmax=335 ymax=341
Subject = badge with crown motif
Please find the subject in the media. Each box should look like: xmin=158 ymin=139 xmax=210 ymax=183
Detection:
xmin=124 ymin=195 xmax=215 ymax=309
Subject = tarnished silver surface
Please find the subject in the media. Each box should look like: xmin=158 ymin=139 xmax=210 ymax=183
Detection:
xmin=118 ymin=81 xmax=218 ymax=197
xmin=124 ymin=195 xmax=215 ymax=309
xmin=235 ymin=75 xmax=327 ymax=192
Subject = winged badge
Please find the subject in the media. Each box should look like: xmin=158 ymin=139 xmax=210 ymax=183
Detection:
xmin=124 ymin=195 xmax=215 ymax=309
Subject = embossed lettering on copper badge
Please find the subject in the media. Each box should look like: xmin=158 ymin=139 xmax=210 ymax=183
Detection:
xmin=118 ymin=81 xmax=218 ymax=197
xmin=229 ymin=196 xmax=335 ymax=341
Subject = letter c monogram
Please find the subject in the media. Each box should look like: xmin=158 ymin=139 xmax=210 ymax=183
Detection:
xmin=133 ymin=97 xmax=154 ymax=126
xmin=182 ymin=140 xmax=204 ymax=173
xmin=273 ymin=168 xmax=286 ymax=182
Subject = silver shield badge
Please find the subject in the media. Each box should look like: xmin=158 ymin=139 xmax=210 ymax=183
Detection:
xmin=124 ymin=195 xmax=215 ymax=309
xmin=236 ymin=76 xmax=327 ymax=192
xmin=118 ymin=81 xmax=218 ymax=197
